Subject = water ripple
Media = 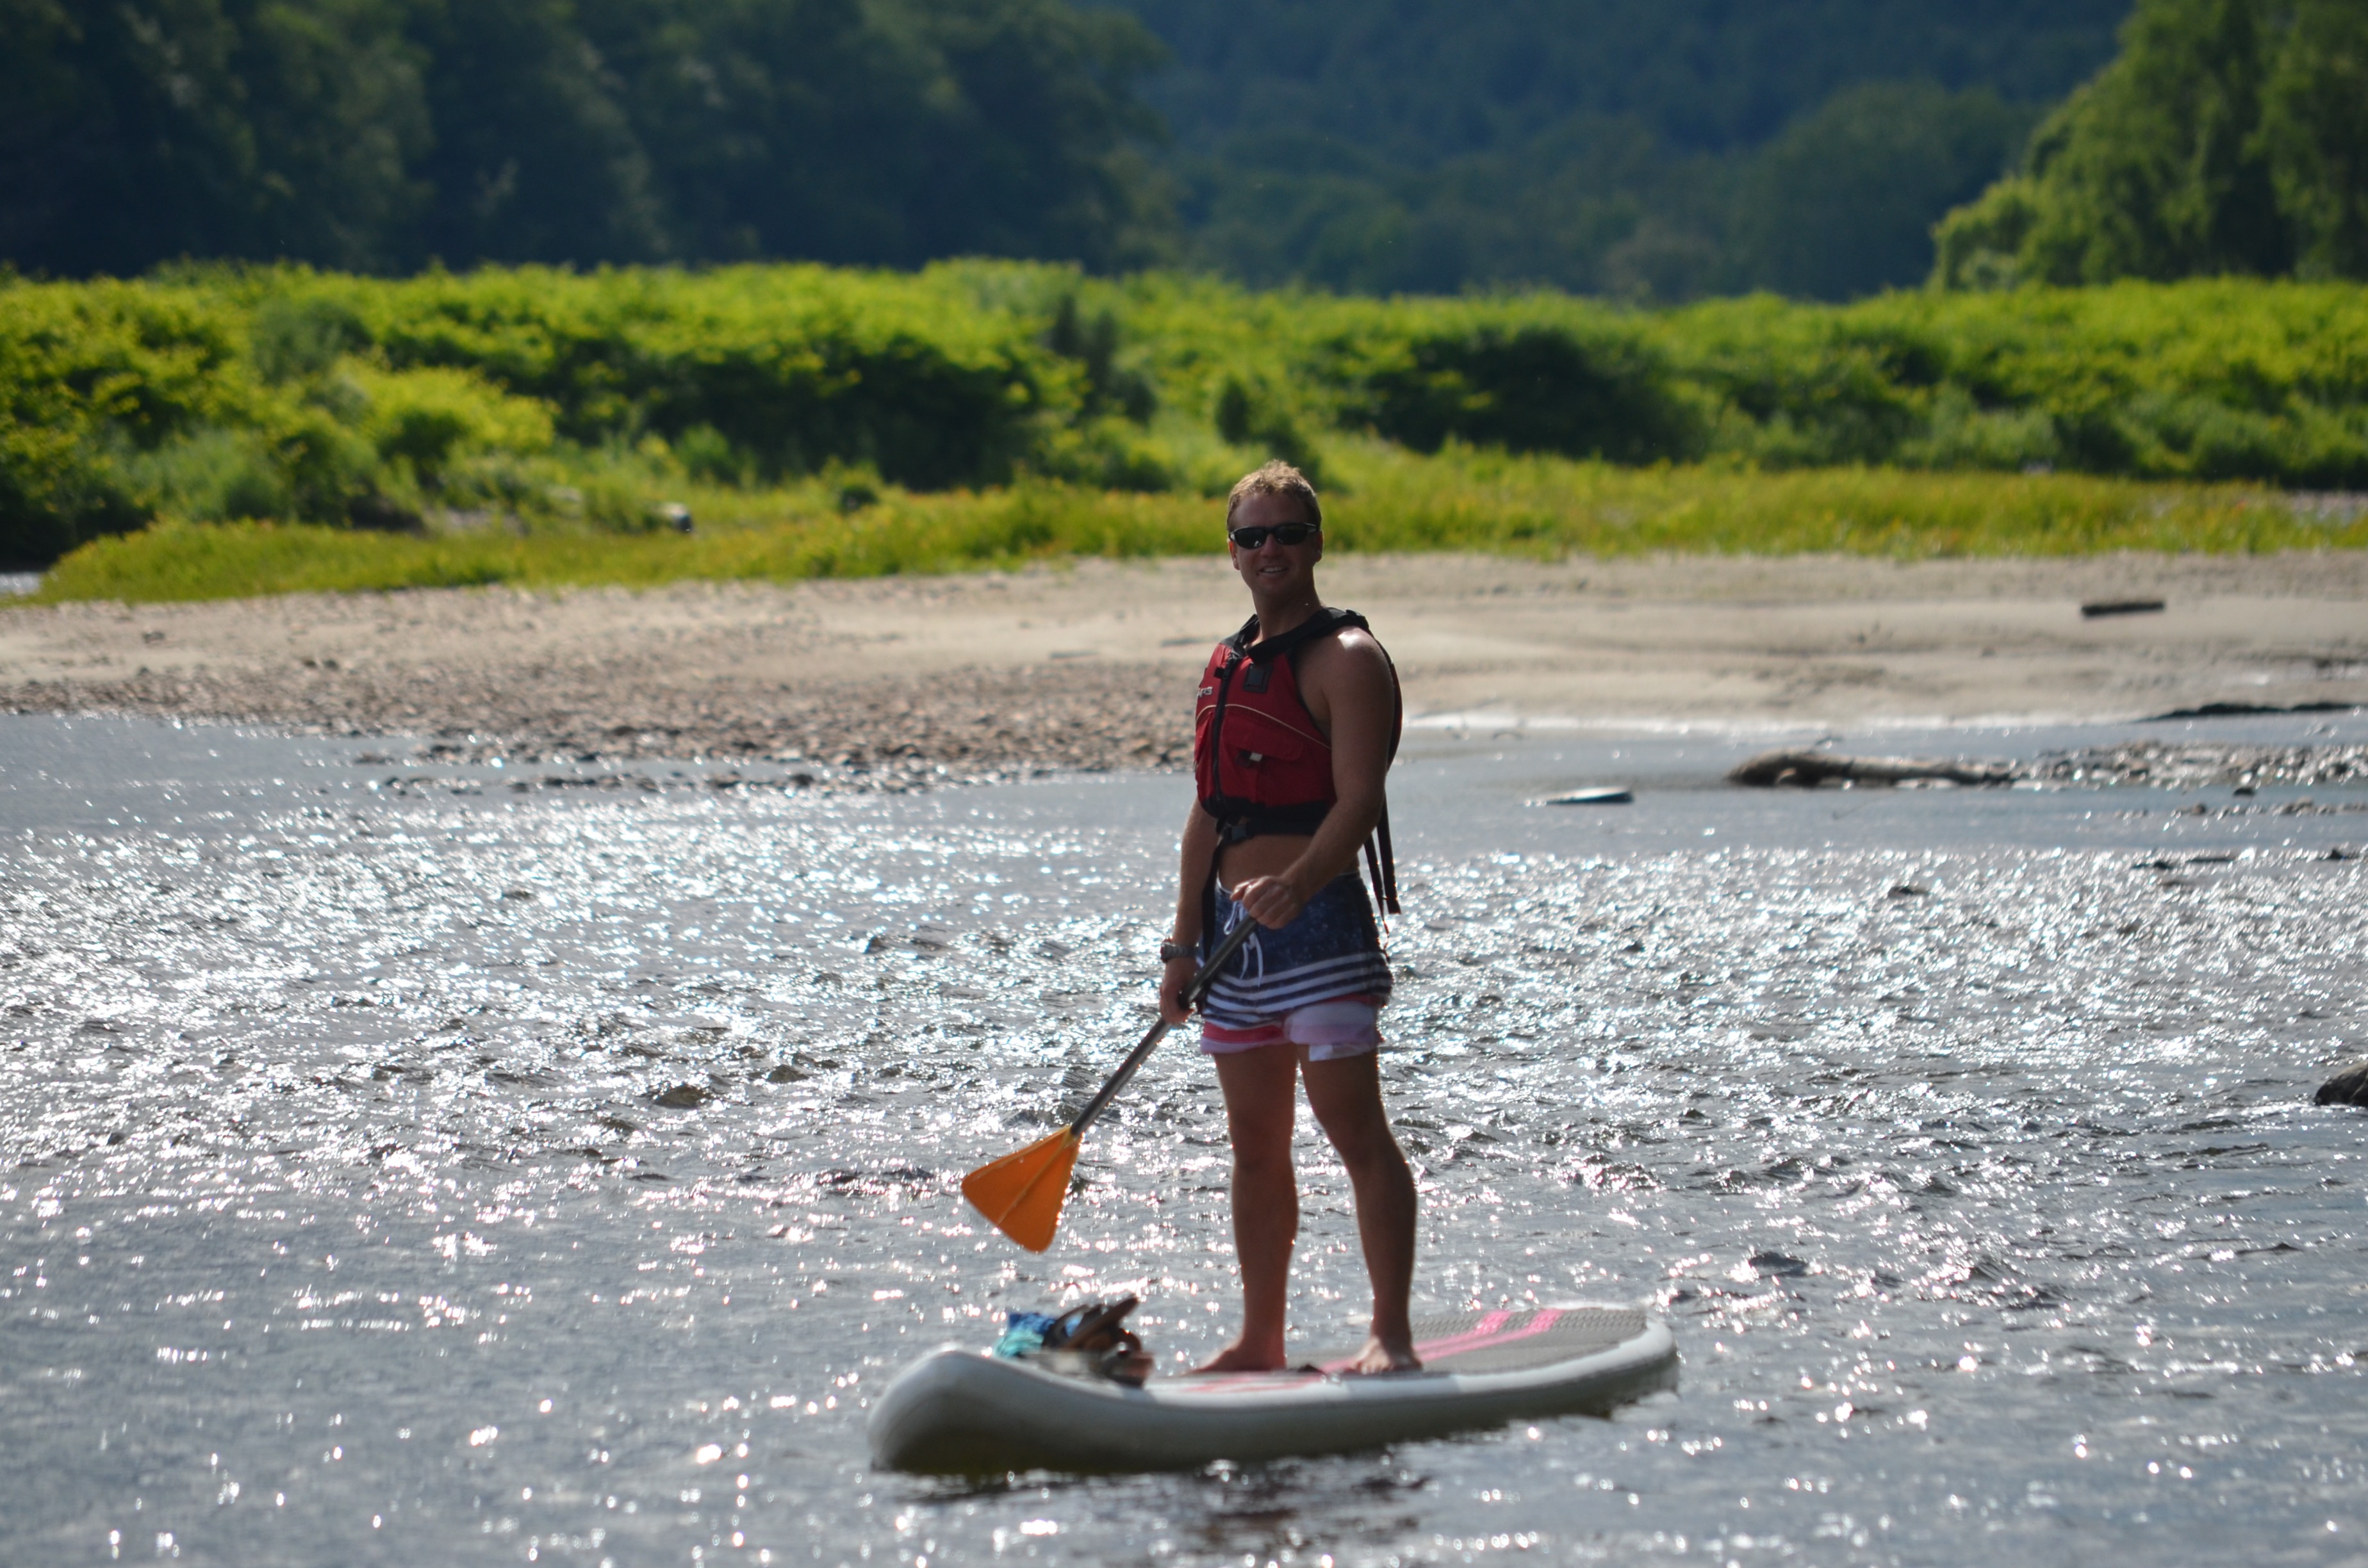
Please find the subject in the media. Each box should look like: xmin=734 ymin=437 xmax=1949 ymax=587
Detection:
xmin=3 ymin=721 xmax=2365 ymax=1565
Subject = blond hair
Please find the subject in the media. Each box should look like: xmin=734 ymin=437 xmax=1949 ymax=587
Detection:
xmin=1224 ymin=460 xmax=1321 ymax=531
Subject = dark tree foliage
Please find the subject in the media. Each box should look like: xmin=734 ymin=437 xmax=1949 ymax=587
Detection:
xmin=29 ymin=0 xmax=2333 ymax=302
xmin=580 ymin=0 xmax=928 ymax=265
xmin=1936 ymin=0 xmax=2368 ymax=286
xmin=0 ymin=0 xmax=1172 ymax=276
xmin=1112 ymin=0 xmax=2125 ymax=298
xmin=892 ymin=0 xmax=1174 ymax=270
xmin=2030 ymin=0 xmax=2290 ymax=282
xmin=2257 ymin=0 xmax=2368 ymax=279
xmin=404 ymin=0 xmax=670 ymax=267
xmin=0 ymin=0 xmax=429 ymax=275
xmin=1347 ymin=324 xmax=1704 ymax=464
xmin=1115 ymin=0 xmax=2121 ymax=161
xmin=574 ymin=0 xmax=1171 ymax=270
xmin=0 ymin=1 xmax=249 ymax=277
xmin=1724 ymin=85 xmax=2036 ymax=300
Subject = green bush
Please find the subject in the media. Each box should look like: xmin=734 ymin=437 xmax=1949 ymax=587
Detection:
xmin=1651 ymin=281 xmax=2368 ymax=485
xmin=0 ymin=281 xmax=252 ymax=561
xmin=1337 ymin=318 xmax=1703 ymax=464
xmin=343 ymin=266 xmax=1058 ymax=489
xmin=6 ymin=261 xmax=2368 ymax=567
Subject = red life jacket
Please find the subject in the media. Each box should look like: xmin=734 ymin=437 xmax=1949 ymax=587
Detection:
xmin=1193 ymin=607 xmax=1401 ymax=914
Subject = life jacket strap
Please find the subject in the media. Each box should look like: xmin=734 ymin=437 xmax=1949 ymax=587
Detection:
xmin=1226 ymin=605 xmax=1370 ymax=663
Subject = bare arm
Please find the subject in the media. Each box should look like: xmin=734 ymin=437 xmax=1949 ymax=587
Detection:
xmin=1160 ymin=801 xmax=1222 ymax=1022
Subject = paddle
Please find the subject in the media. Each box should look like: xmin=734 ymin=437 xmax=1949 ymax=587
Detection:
xmin=962 ymin=917 xmax=1259 ymax=1252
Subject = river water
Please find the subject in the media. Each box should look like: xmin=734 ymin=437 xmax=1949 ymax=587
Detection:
xmin=3 ymin=710 xmax=2365 ymax=1567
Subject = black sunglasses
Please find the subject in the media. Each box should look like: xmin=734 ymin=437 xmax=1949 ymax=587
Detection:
xmin=1228 ymin=522 xmax=1319 ymax=550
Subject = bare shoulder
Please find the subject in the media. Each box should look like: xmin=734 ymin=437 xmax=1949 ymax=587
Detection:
xmin=1333 ymin=622 xmax=1389 ymax=660
xmin=1297 ymin=623 xmax=1394 ymax=708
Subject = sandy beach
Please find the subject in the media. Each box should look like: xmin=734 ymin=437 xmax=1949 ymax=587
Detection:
xmin=4 ymin=551 xmax=2365 ymax=774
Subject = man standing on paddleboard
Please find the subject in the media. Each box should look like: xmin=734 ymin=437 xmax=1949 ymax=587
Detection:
xmin=1160 ymin=461 xmax=1422 ymax=1376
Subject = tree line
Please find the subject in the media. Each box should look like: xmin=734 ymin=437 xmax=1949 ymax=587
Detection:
xmin=0 ymin=0 xmax=2130 ymax=295
xmin=0 ymin=0 xmax=1171 ymax=278
xmin=1936 ymin=0 xmax=2368 ymax=286
xmin=3 ymin=0 xmax=2362 ymax=297
xmin=1111 ymin=0 xmax=2128 ymax=300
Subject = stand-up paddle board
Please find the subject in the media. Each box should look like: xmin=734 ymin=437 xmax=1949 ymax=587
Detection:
xmin=867 ymin=1305 xmax=1676 ymax=1474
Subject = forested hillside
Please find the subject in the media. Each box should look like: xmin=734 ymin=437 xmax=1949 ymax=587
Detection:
xmin=0 ymin=0 xmax=1171 ymax=277
xmin=1111 ymin=0 xmax=2128 ymax=298
xmin=10 ymin=1 xmax=2364 ymax=300
xmin=2 ymin=0 xmax=2132 ymax=297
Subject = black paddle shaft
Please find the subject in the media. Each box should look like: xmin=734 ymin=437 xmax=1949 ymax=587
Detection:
xmin=1068 ymin=917 xmax=1258 ymax=1138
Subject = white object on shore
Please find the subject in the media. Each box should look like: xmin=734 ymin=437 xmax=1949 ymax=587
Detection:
xmin=868 ymin=1304 xmax=1676 ymax=1474
xmin=1540 ymin=787 xmax=1634 ymax=805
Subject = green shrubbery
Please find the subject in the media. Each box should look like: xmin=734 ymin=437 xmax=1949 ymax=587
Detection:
xmin=6 ymin=261 xmax=2368 ymax=569
xmin=1660 ymin=281 xmax=2368 ymax=484
xmin=36 ymin=450 xmax=2365 ymax=605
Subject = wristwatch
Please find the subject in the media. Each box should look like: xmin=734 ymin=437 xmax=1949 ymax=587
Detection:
xmin=1159 ymin=940 xmax=1196 ymax=963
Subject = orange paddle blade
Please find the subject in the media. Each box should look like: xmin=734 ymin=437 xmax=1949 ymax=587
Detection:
xmin=961 ymin=1128 xmax=1080 ymax=1253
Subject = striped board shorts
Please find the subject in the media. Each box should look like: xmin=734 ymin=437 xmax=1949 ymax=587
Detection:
xmin=1198 ymin=872 xmax=1393 ymax=1060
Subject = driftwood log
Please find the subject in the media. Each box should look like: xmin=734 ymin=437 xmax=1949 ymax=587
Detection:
xmin=2315 ymin=1060 xmax=2368 ymax=1107
xmin=1727 ymin=750 xmax=2016 ymax=788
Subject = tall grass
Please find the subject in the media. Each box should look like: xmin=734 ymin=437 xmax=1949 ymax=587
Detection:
xmin=37 ymin=445 xmax=2362 ymax=605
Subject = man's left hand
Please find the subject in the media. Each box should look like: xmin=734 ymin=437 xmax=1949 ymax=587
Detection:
xmin=1229 ymin=874 xmax=1307 ymax=930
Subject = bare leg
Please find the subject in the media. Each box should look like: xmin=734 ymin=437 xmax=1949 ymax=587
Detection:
xmin=1194 ymin=1045 xmax=1301 ymax=1373
xmin=1304 ymin=1050 xmax=1419 ymax=1373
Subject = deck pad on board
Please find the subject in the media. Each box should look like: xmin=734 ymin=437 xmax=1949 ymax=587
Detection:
xmin=1182 ymin=1306 xmax=1651 ymax=1390
xmin=1304 ymin=1306 xmax=1648 ymax=1378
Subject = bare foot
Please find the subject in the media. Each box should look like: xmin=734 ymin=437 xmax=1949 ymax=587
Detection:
xmin=1190 ymin=1339 xmax=1287 ymax=1375
xmin=1344 ymin=1334 xmax=1421 ymax=1375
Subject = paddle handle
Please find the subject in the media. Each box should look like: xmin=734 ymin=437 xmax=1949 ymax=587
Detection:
xmin=1069 ymin=916 xmax=1258 ymax=1138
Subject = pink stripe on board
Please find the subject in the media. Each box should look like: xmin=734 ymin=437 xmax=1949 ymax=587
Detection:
xmin=1408 ymin=1309 xmax=1563 ymax=1365
xmin=1393 ymin=1309 xmax=1512 ymax=1365
xmin=1317 ymin=1308 xmax=1562 ymax=1375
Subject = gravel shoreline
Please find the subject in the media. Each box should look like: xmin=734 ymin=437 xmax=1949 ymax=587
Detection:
xmin=13 ymin=658 xmax=2365 ymax=803
xmin=6 ymin=553 xmax=2363 ymax=788
xmin=3 ymin=658 xmax=1190 ymax=787
xmin=2027 ymin=738 xmax=2368 ymax=789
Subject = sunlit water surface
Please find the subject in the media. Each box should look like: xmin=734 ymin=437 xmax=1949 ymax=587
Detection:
xmin=3 ymin=712 xmax=2365 ymax=1567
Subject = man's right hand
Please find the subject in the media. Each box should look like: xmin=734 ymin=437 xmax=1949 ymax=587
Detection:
xmin=1159 ymin=952 xmax=1199 ymax=1024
